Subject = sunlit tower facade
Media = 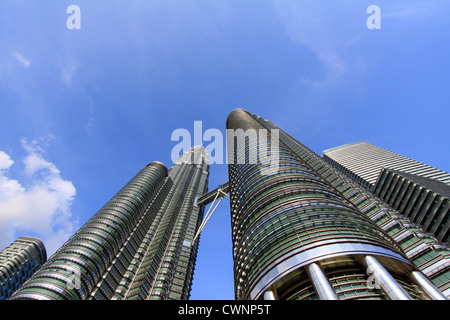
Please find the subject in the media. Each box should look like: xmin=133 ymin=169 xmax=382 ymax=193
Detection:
xmin=0 ymin=236 xmax=46 ymax=300
xmin=226 ymin=109 xmax=447 ymax=300
xmin=10 ymin=147 xmax=209 ymax=300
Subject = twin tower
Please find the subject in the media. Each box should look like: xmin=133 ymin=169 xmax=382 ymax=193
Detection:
xmin=9 ymin=109 xmax=450 ymax=300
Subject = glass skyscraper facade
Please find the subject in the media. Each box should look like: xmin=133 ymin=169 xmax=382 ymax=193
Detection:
xmin=323 ymin=142 xmax=450 ymax=244
xmin=323 ymin=141 xmax=450 ymax=189
xmin=10 ymin=147 xmax=209 ymax=300
xmin=372 ymin=169 xmax=449 ymax=244
xmin=0 ymin=236 xmax=46 ymax=300
xmin=113 ymin=146 xmax=209 ymax=300
xmin=226 ymin=109 xmax=448 ymax=300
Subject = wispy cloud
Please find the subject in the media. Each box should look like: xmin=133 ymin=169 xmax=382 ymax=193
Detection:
xmin=273 ymin=1 xmax=447 ymax=89
xmin=60 ymin=60 xmax=80 ymax=87
xmin=273 ymin=1 xmax=364 ymax=88
xmin=13 ymin=51 xmax=31 ymax=68
xmin=382 ymin=1 xmax=444 ymax=20
xmin=0 ymin=138 xmax=77 ymax=255
xmin=84 ymin=96 xmax=95 ymax=136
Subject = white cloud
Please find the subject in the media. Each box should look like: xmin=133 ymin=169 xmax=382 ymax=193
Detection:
xmin=0 ymin=151 xmax=14 ymax=170
xmin=13 ymin=51 xmax=31 ymax=68
xmin=0 ymin=139 xmax=77 ymax=256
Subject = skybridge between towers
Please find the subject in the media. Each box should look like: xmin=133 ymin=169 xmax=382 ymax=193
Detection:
xmin=197 ymin=182 xmax=229 ymax=207
xmin=192 ymin=182 xmax=230 ymax=245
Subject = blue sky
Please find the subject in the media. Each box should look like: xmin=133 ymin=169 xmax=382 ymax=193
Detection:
xmin=0 ymin=1 xmax=449 ymax=299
